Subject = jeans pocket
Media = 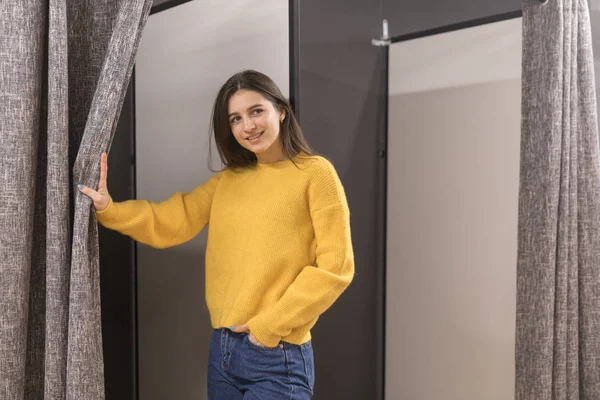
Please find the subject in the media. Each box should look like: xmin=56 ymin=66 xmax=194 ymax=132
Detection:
xmin=244 ymin=333 xmax=281 ymax=351
xmin=300 ymin=342 xmax=315 ymax=393
xmin=238 ymin=334 xmax=288 ymax=385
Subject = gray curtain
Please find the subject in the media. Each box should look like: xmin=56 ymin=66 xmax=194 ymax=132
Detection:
xmin=0 ymin=1 xmax=151 ymax=398
xmin=517 ymin=0 xmax=600 ymax=398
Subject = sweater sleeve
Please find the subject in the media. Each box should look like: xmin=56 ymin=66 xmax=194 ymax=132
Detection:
xmin=95 ymin=171 xmax=223 ymax=249
xmin=247 ymin=159 xmax=355 ymax=347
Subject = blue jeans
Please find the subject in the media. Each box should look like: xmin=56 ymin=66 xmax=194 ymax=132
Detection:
xmin=207 ymin=329 xmax=315 ymax=399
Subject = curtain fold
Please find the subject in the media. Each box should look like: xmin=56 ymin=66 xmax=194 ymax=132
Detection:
xmin=517 ymin=0 xmax=600 ymax=398
xmin=0 ymin=0 xmax=151 ymax=398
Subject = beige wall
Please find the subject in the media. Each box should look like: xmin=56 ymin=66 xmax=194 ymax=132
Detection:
xmin=386 ymin=17 xmax=521 ymax=400
xmin=134 ymin=1 xmax=289 ymax=399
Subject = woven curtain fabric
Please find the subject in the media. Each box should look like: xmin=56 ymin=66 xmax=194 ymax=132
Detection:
xmin=517 ymin=0 xmax=600 ymax=398
xmin=0 ymin=1 xmax=151 ymax=398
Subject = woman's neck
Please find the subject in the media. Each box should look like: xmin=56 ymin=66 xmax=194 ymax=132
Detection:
xmin=256 ymin=141 xmax=287 ymax=164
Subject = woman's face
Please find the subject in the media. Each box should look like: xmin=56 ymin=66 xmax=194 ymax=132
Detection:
xmin=228 ymin=89 xmax=285 ymax=162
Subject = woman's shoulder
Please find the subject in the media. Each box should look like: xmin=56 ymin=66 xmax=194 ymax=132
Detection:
xmin=299 ymin=154 xmax=347 ymax=206
xmin=296 ymin=154 xmax=336 ymax=174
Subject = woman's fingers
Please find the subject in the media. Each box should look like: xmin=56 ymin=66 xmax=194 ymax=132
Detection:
xmin=229 ymin=324 xmax=249 ymax=333
xmin=229 ymin=324 xmax=272 ymax=347
xmin=78 ymin=185 xmax=103 ymax=203
xmin=76 ymin=153 xmax=110 ymax=211
xmin=98 ymin=153 xmax=108 ymax=192
xmin=248 ymin=333 xmax=267 ymax=347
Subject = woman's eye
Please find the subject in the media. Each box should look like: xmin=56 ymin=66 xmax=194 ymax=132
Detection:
xmin=252 ymin=109 xmax=263 ymax=115
xmin=230 ymin=116 xmax=240 ymax=123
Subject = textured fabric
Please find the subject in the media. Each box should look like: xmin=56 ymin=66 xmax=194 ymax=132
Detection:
xmin=207 ymin=329 xmax=314 ymax=399
xmin=0 ymin=1 xmax=151 ymax=399
xmin=96 ymin=155 xmax=355 ymax=347
xmin=516 ymin=0 xmax=600 ymax=398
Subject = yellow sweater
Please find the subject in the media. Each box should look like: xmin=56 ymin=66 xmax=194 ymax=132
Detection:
xmin=96 ymin=155 xmax=354 ymax=347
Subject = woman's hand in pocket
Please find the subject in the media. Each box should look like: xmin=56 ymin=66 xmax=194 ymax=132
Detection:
xmin=230 ymin=323 xmax=271 ymax=348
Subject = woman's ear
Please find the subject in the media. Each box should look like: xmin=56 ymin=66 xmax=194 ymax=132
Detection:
xmin=280 ymin=111 xmax=286 ymax=122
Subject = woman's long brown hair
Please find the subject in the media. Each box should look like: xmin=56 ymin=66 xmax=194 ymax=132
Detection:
xmin=210 ymin=70 xmax=315 ymax=169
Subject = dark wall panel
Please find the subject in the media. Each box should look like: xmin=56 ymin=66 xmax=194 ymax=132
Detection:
xmin=383 ymin=0 xmax=521 ymax=37
xmin=100 ymin=78 xmax=137 ymax=400
xmin=297 ymin=1 xmax=386 ymax=399
xmin=150 ymin=0 xmax=174 ymax=7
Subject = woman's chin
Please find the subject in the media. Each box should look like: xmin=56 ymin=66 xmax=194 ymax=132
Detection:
xmin=246 ymin=143 xmax=270 ymax=155
xmin=239 ymin=136 xmax=277 ymax=156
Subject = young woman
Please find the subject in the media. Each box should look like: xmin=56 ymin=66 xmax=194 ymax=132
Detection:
xmin=78 ymin=70 xmax=354 ymax=399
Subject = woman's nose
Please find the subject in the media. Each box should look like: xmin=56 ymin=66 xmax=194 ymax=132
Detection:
xmin=243 ymin=118 xmax=256 ymax=131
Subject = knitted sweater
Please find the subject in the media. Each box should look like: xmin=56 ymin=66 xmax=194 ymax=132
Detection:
xmin=96 ymin=155 xmax=354 ymax=347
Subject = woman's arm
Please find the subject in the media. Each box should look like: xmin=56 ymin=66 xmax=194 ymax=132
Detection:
xmin=247 ymin=159 xmax=355 ymax=347
xmin=96 ymin=172 xmax=222 ymax=249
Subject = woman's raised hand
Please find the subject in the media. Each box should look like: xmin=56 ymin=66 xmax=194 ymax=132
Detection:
xmin=78 ymin=153 xmax=110 ymax=211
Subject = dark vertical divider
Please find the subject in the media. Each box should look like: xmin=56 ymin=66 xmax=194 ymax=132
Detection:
xmin=100 ymin=78 xmax=137 ymax=400
xmin=289 ymin=0 xmax=300 ymax=118
xmin=295 ymin=1 xmax=386 ymax=398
